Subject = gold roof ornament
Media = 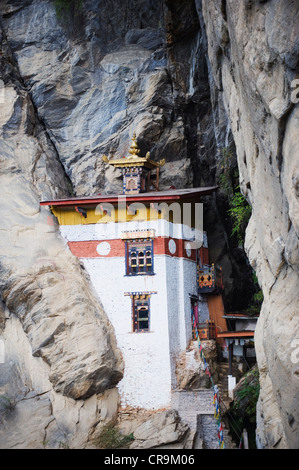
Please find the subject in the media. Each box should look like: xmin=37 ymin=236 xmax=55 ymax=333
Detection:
xmin=128 ymin=132 xmax=140 ymax=158
xmin=102 ymin=133 xmax=165 ymax=169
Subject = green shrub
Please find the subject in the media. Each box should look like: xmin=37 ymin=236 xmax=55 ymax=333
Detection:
xmin=54 ymin=0 xmax=83 ymax=19
xmin=0 ymin=394 xmax=15 ymax=411
xmin=218 ymin=147 xmax=252 ymax=244
xmin=233 ymin=367 xmax=260 ymax=423
xmin=228 ymin=187 xmax=252 ymax=244
xmin=225 ymin=367 xmax=260 ymax=448
xmin=218 ymin=147 xmax=235 ymax=197
xmin=252 ymin=271 xmax=263 ymax=303
xmin=94 ymin=422 xmax=134 ymax=449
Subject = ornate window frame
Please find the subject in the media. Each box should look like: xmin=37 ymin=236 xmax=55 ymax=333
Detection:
xmin=124 ymin=236 xmax=154 ymax=276
xmin=125 ymin=291 xmax=157 ymax=333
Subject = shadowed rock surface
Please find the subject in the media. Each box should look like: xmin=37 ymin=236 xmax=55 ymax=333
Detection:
xmin=0 ymin=0 xmax=298 ymax=448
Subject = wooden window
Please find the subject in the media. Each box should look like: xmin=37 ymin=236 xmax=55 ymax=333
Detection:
xmin=133 ymin=294 xmax=150 ymax=332
xmin=126 ymin=239 xmax=154 ymax=275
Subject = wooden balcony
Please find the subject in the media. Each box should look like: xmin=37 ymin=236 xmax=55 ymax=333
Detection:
xmin=198 ymin=264 xmax=223 ymax=294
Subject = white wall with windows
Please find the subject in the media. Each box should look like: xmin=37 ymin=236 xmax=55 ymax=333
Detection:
xmin=58 ymin=219 xmax=203 ymax=409
xmin=81 ymin=253 xmax=197 ymax=409
xmin=83 ymin=255 xmax=172 ymax=409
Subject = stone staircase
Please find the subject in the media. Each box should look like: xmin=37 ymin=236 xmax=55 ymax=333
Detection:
xmin=172 ymin=389 xmax=237 ymax=449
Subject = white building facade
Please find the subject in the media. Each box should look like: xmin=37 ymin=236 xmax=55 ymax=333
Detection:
xmin=58 ymin=218 xmax=204 ymax=409
xmin=41 ymin=135 xmax=218 ymax=410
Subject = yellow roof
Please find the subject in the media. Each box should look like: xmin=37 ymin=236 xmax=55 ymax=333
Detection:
xmin=102 ymin=133 xmax=165 ymax=169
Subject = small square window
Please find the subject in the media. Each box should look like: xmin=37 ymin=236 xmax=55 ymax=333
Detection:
xmin=126 ymin=239 xmax=154 ymax=275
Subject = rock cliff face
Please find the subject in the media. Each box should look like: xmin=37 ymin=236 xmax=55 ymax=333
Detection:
xmin=200 ymin=0 xmax=299 ymax=448
xmin=0 ymin=4 xmax=123 ymax=448
xmin=0 ymin=0 xmax=298 ymax=448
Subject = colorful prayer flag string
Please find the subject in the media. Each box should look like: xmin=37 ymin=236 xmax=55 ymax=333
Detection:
xmin=192 ymin=313 xmax=225 ymax=449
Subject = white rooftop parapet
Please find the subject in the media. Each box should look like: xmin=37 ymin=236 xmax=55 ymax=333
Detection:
xmin=60 ymin=219 xmax=205 ymax=246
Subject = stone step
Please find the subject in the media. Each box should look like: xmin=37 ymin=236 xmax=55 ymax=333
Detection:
xmin=172 ymin=389 xmax=237 ymax=449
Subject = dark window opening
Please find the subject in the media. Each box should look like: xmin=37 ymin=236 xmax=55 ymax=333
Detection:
xmin=133 ymin=295 xmax=150 ymax=332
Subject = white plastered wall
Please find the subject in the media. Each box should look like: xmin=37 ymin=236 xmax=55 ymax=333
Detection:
xmin=165 ymin=256 xmax=198 ymax=389
xmin=58 ymin=220 xmax=202 ymax=409
xmin=83 ymin=256 xmax=172 ymax=409
xmin=59 ymin=219 xmax=204 ymax=244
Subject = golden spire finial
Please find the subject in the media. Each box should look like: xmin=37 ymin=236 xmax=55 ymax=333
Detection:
xmin=128 ymin=132 xmax=140 ymax=158
xmin=102 ymin=133 xmax=165 ymax=172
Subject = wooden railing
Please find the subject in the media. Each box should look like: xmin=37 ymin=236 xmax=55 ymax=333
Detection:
xmin=192 ymin=320 xmax=216 ymax=341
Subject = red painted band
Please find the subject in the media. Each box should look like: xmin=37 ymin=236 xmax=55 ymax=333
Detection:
xmin=68 ymin=237 xmax=198 ymax=261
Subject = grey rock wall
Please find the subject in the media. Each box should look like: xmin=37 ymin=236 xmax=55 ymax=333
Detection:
xmin=200 ymin=0 xmax=299 ymax=448
xmin=1 ymin=0 xmax=188 ymax=195
xmin=0 ymin=5 xmax=123 ymax=448
xmin=1 ymin=0 xmax=251 ymax=306
xmin=1 ymin=0 xmax=298 ymax=449
xmin=0 ymin=0 xmax=240 ymax=448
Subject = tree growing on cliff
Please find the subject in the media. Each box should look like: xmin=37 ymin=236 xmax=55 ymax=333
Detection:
xmin=228 ymin=187 xmax=252 ymax=245
xmin=53 ymin=0 xmax=85 ymax=37
xmin=218 ymin=147 xmax=252 ymax=245
xmin=54 ymin=0 xmax=83 ymax=18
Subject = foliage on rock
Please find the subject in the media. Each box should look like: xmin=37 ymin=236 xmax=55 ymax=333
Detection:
xmin=93 ymin=421 xmax=134 ymax=449
xmin=54 ymin=0 xmax=84 ymax=18
xmin=225 ymin=367 xmax=260 ymax=448
xmin=233 ymin=367 xmax=260 ymax=423
xmin=0 ymin=394 xmax=15 ymax=412
xmin=53 ymin=0 xmax=85 ymax=36
xmin=218 ymin=147 xmax=252 ymax=245
xmin=228 ymin=189 xmax=252 ymax=245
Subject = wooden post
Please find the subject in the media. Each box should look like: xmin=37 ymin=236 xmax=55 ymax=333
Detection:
xmin=228 ymin=341 xmax=233 ymax=375
xmin=147 ymin=170 xmax=151 ymax=192
xmin=156 ymin=167 xmax=160 ymax=191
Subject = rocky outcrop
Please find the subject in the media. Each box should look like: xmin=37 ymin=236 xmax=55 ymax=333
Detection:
xmin=0 ymin=306 xmax=121 ymax=449
xmin=200 ymin=0 xmax=299 ymax=448
xmin=129 ymin=409 xmax=193 ymax=449
xmin=0 ymin=14 xmax=123 ymax=398
xmin=0 ymin=0 xmax=188 ymax=195
xmin=0 ymin=0 xmax=252 ymax=309
xmin=164 ymin=0 xmax=256 ymax=310
xmin=1 ymin=0 xmax=299 ymax=449
xmin=175 ymin=340 xmax=218 ymax=390
xmin=0 ymin=6 xmax=123 ymax=448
